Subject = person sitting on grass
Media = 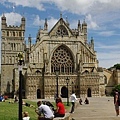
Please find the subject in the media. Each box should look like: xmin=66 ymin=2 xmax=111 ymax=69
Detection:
xmin=23 ymin=111 xmax=30 ymax=120
xmin=22 ymin=101 xmax=35 ymax=108
xmin=35 ymin=101 xmax=54 ymax=120
xmin=14 ymin=96 xmax=18 ymax=103
xmin=54 ymin=97 xmax=65 ymax=118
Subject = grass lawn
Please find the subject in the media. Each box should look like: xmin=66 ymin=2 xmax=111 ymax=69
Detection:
xmin=0 ymin=99 xmax=71 ymax=120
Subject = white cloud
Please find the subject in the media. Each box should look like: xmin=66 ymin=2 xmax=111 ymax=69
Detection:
xmin=48 ymin=17 xmax=58 ymax=30
xmin=2 ymin=0 xmax=120 ymax=14
xmin=86 ymin=14 xmax=99 ymax=30
xmin=33 ymin=15 xmax=42 ymax=26
xmin=95 ymin=41 xmax=120 ymax=68
xmin=2 ymin=0 xmax=120 ymax=31
xmin=98 ymin=31 xmax=115 ymax=37
xmin=95 ymin=41 xmax=120 ymax=49
xmin=1 ymin=0 xmax=45 ymax=10
xmin=33 ymin=15 xmax=58 ymax=30
xmin=0 ymin=12 xmax=22 ymax=28
xmin=97 ymin=51 xmax=120 ymax=68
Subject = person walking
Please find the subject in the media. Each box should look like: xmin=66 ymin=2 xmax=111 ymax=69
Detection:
xmin=35 ymin=101 xmax=54 ymax=120
xmin=114 ymin=91 xmax=120 ymax=116
xmin=70 ymin=91 xmax=77 ymax=113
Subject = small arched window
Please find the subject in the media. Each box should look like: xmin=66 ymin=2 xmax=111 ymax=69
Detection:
xmin=13 ymin=31 xmax=15 ymax=36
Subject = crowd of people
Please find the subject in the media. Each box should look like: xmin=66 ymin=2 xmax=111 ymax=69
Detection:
xmin=25 ymin=91 xmax=90 ymax=120
xmin=3 ymin=91 xmax=90 ymax=120
xmin=35 ymin=97 xmax=66 ymax=120
xmin=21 ymin=88 xmax=120 ymax=120
xmin=2 ymin=88 xmax=120 ymax=119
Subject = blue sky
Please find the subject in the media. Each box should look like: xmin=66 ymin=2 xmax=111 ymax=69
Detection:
xmin=0 ymin=0 xmax=120 ymax=69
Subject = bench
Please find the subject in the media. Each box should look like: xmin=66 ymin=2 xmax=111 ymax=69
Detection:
xmin=53 ymin=113 xmax=71 ymax=120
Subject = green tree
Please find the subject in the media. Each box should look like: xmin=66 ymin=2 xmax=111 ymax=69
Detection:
xmin=111 ymin=84 xmax=120 ymax=96
xmin=114 ymin=64 xmax=120 ymax=70
xmin=108 ymin=63 xmax=120 ymax=70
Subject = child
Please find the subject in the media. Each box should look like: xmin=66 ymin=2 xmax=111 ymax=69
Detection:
xmin=23 ymin=111 xmax=30 ymax=120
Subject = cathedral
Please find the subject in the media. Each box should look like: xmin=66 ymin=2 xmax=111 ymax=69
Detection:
xmin=1 ymin=14 xmax=117 ymax=99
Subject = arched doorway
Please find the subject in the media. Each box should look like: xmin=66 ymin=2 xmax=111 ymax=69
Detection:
xmin=87 ymin=88 xmax=92 ymax=97
xmin=37 ymin=89 xmax=41 ymax=99
xmin=61 ymin=86 xmax=68 ymax=98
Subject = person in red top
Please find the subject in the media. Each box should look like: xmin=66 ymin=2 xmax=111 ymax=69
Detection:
xmin=54 ymin=97 xmax=65 ymax=117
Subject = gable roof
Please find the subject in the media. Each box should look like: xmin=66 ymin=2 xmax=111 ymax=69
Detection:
xmin=48 ymin=18 xmax=73 ymax=37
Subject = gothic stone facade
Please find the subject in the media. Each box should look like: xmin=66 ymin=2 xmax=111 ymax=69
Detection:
xmin=1 ymin=14 xmax=107 ymax=99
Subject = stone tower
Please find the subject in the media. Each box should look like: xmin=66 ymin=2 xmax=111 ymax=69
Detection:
xmin=1 ymin=14 xmax=25 ymax=96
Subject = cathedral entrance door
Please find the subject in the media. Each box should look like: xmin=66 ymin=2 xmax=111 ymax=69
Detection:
xmin=87 ymin=88 xmax=92 ymax=97
xmin=37 ymin=89 xmax=41 ymax=99
xmin=61 ymin=86 xmax=68 ymax=98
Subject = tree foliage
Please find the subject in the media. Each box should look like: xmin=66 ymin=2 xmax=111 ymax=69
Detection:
xmin=111 ymin=84 xmax=120 ymax=96
xmin=114 ymin=64 xmax=120 ymax=69
xmin=108 ymin=63 xmax=120 ymax=70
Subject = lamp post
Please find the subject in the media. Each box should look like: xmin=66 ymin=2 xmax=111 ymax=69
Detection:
xmin=55 ymin=69 xmax=59 ymax=98
xmin=18 ymin=52 xmax=24 ymax=120
xmin=66 ymin=77 xmax=69 ymax=106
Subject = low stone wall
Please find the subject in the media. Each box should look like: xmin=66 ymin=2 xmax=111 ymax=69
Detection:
xmin=53 ymin=113 xmax=71 ymax=120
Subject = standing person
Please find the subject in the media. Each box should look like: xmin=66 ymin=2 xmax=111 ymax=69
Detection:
xmin=114 ymin=91 xmax=120 ymax=116
xmin=70 ymin=91 xmax=77 ymax=113
xmin=23 ymin=111 xmax=30 ymax=120
xmin=35 ymin=101 xmax=54 ymax=120
xmin=54 ymin=97 xmax=65 ymax=117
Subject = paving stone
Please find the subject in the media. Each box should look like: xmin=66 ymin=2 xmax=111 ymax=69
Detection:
xmin=70 ymin=97 xmax=120 ymax=120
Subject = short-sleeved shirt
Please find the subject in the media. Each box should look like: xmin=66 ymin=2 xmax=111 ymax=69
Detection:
xmin=23 ymin=116 xmax=30 ymax=120
xmin=38 ymin=104 xmax=54 ymax=118
xmin=57 ymin=102 xmax=65 ymax=114
xmin=71 ymin=93 xmax=77 ymax=102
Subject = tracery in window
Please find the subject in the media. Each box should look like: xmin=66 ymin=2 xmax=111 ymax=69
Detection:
xmin=56 ymin=25 xmax=68 ymax=36
xmin=51 ymin=45 xmax=74 ymax=74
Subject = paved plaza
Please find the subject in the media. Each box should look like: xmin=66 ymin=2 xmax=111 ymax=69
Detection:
xmin=71 ymin=97 xmax=120 ymax=120
xmin=31 ymin=96 xmax=120 ymax=120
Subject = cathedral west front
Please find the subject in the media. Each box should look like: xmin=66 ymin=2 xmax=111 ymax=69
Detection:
xmin=1 ymin=14 xmax=110 ymax=99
